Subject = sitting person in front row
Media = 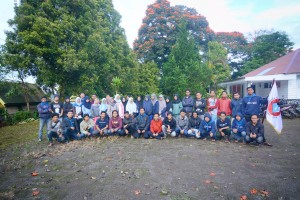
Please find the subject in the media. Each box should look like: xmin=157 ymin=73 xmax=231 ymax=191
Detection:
xmin=162 ymin=112 xmax=177 ymax=137
xmin=62 ymin=111 xmax=81 ymax=142
xmin=216 ymin=112 xmax=231 ymax=142
xmin=245 ymin=114 xmax=265 ymax=145
xmin=47 ymin=113 xmax=65 ymax=146
xmin=80 ymin=114 xmax=95 ymax=138
xmin=186 ymin=111 xmax=201 ymax=138
xmin=231 ymin=113 xmax=246 ymax=142
xmin=94 ymin=111 xmax=110 ymax=136
xmin=123 ymin=111 xmax=136 ymax=137
xmin=175 ymin=109 xmax=189 ymax=137
xmin=134 ymin=108 xmax=150 ymax=139
xmin=199 ymin=113 xmax=216 ymax=141
xmin=109 ymin=110 xmax=124 ymax=136
xmin=145 ymin=113 xmax=164 ymax=140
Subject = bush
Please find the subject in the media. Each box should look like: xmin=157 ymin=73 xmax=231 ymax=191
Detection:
xmin=11 ymin=111 xmax=32 ymax=124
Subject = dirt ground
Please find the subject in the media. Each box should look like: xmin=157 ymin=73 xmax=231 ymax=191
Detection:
xmin=0 ymin=119 xmax=299 ymax=200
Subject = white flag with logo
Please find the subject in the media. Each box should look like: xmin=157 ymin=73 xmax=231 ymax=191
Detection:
xmin=266 ymin=81 xmax=283 ymax=134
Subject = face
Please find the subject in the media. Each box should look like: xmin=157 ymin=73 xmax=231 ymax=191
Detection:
xmin=76 ymin=98 xmax=81 ymax=103
xmin=80 ymin=93 xmax=85 ymax=98
xmin=92 ymin=95 xmax=97 ymax=100
xmin=236 ymin=115 xmax=241 ymax=121
xmin=222 ymin=92 xmax=227 ymax=98
xmin=140 ymin=109 xmax=145 ymax=115
xmin=220 ymin=114 xmax=226 ymax=120
xmin=210 ymin=91 xmax=215 ymax=97
xmin=196 ymin=93 xmax=201 ymax=99
xmin=186 ymin=90 xmax=190 ymax=96
xmin=151 ymin=95 xmax=155 ymax=100
xmin=122 ymin=97 xmax=126 ymax=102
xmin=180 ymin=112 xmax=186 ymax=118
xmin=247 ymin=87 xmax=254 ymax=95
xmin=54 ymin=96 xmax=59 ymax=101
xmin=112 ymin=111 xmax=118 ymax=118
xmin=101 ymin=112 xmax=106 ymax=118
xmin=174 ymin=96 xmax=178 ymax=100
xmin=205 ymin=117 xmax=210 ymax=122
xmin=159 ymin=96 xmax=163 ymax=101
xmin=251 ymin=115 xmax=258 ymax=123
xmin=86 ymin=99 xmax=90 ymax=103
xmin=116 ymin=95 xmax=120 ymax=100
xmin=137 ymin=96 xmax=141 ymax=101
xmin=52 ymin=116 xmax=59 ymax=122
xmin=166 ymin=98 xmax=169 ymax=102
xmin=125 ymin=113 xmax=129 ymax=118
xmin=84 ymin=116 xmax=89 ymax=121
xmin=145 ymin=97 xmax=148 ymax=101
xmin=193 ymin=112 xmax=198 ymax=118
xmin=67 ymin=112 xmax=73 ymax=118
xmin=41 ymin=98 xmax=47 ymax=102
xmin=154 ymin=114 xmax=159 ymax=120
xmin=66 ymin=98 xmax=70 ymax=103
xmin=167 ymin=114 xmax=172 ymax=120
xmin=234 ymin=93 xmax=240 ymax=99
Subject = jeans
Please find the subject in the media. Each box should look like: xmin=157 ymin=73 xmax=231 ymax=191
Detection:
xmin=123 ymin=124 xmax=136 ymax=136
xmin=38 ymin=117 xmax=50 ymax=140
xmin=200 ymin=130 xmax=216 ymax=139
xmin=232 ymin=131 xmax=246 ymax=141
xmin=82 ymin=128 xmax=95 ymax=138
xmin=47 ymin=131 xmax=65 ymax=142
xmin=186 ymin=129 xmax=200 ymax=138
xmin=93 ymin=129 xmax=110 ymax=136
xmin=144 ymin=132 xmax=164 ymax=139
xmin=133 ymin=129 xmax=148 ymax=139
xmin=245 ymin=135 xmax=264 ymax=144
xmin=162 ymin=125 xmax=176 ymax=137
xmin=175 ymin=128 xmax=188 ymax=137
xmin=64 ymin=129 xmax=83 ymax=141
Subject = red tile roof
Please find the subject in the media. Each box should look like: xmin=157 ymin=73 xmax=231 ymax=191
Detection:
xmin=243 ymin=48 xmax=300 ymax=77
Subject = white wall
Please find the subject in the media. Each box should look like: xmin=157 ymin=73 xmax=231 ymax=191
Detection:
xmin=254 ymin=80 xmax=289 ymax=99
xmin=288 ymin=79 xmax=298 ymax=99
xmin=297 ymin=75 xmax=300 ymax=99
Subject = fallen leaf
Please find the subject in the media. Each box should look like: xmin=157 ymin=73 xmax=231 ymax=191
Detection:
xmin=160 ymin=189 xmax=168 ymax=195
xmin=250 ymin=188 xmax=258 ymax=194
xmin=43 ymin=160 xmax=48 ymax=164
xmin=259 ymin=190 xmax=269 ymax=197
xmin=240 ymin=195 xmax=247 ymax=200
xmin=210 ymin=172 xmax=216 ymax=176
xmin=134 ymin=190 xmax=141 ymax=195
xmin=91 ymin=177 xmax=96 ymax=180
xmin=204 ymin=180 xmax=213 ymax=184
xmin=32 ymin=190 xmax=40 ymax=196
xmin=31 ymin=172 xmax=39 ymax=176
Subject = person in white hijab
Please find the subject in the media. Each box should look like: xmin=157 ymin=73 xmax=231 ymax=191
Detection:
xmin=158 ymin=94 xmax=166 ymax=119
xmin=115 ymin=94 xmax=124 ymax=118
xmin=126 ymin=97 xmax=137 ymax=116
xmin=73 ymin=97 xmax=83 ymax=119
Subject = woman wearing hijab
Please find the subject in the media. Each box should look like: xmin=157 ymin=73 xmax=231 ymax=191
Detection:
xmin=150 ymin=93 xmax=159 ymax=121
xmin=165 ymin=97 xmax=172 ymax=116
xmin=126 ymin=97 xmax=138 ymax=116
xmin=107 ymin=97 xmax=117 ymax=118
xmin=100 ymin=98 xmax=108 ymax=113
xmin=82 ymin=96 xmax=92 ymax=116
xmin=122 ymin=97 xmax=127 ymax=108
xmin=143 ymin=95 xmax=152 ymax=117
xmin=73 ymin=97 xmax=83 ymax=120
xmin=63 ymin=96 xmax=73 ymax=117
xmin=115 ymin=94 xmax=124 ymax=119
xmin=135 ymin=96 xmax=143 ymax=112
xmin=158 ymin=95 xmax=167 ymax=119
xmin=172 ymin=94 xmax=183 ymax=118
xmin=91 ymin=98 xmax=101 ymax=118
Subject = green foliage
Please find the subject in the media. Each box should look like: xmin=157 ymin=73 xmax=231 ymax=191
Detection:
xmin=111 ymin=77 xmax=123 ymax=95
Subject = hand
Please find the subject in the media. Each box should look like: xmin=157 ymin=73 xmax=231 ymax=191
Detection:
xmin=253 ymin=133 xmax=257 ymax=138
xmin=233 ymin=129 xmax=237 ymax=133
xmin=142 ymin=130 xmax=145 ymax=133
xmin=180 ymin=130 xmax=184 ymax=134
xmin=124 ymin=125 xmax=127 ymax=128
xmin=167 ymin=129 xmax=171 ymax=133
xmin=138 ymin=130 xmax=141 ymax=134
xmin=77 ymin=133 xmax=81 ymax=137
xmin=167 ymin=125 xmax=170 ymax=129
xmin=71 ymin=127 xmax=75 ymax=130
xmin=210 ymin=132 xmax=213 ymax=137
xmin=125 ymin=129 xmax=129 ymax=134
xmin=221 ymin=132 xmax=225 ymax=137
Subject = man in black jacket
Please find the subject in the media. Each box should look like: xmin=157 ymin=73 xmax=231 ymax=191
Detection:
xmin=187 ymin=111 xmax=201 ymax=138
xmin=62 ymin=111 xmax=81 ymax=142
xmin=123 ymin=111 xmax=136 ymax=137
xmin=194 ymin=92 xmax=206 ymax=120
xmin=134 ymin=108 xmax=150 ymax=139
xmin=162 ymin=112 xmax=177 ymax=137
xmin=245 ymin=114 xmax=265 ymax=144
xmin=182 ymin=89 xmax=194 ymax=118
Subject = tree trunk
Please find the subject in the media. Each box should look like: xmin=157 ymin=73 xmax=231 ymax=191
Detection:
xmin=18 ymin=70 xmax=30 ymax=111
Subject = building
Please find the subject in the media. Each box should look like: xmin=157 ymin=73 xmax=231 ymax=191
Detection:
xmin=219 ymin=49 xmax=300 ymax=100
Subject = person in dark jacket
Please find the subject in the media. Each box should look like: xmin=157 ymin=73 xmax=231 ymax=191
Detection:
xmin=231 ymin=112 xmax=247 ymax=142
xmin=134 ymin=108 xmax=150 ymax=139
xmin=63 ymin=96 xmax=73 ymax=117
xmin=37 ymin=96 xmax=52 ymax=141
xmin=62 ymin=111 xmax=81 ymax=142
xmin=94 ymin=111 xmax=110 ymax=136
xmin=172 ymin=94 xmax=183 ymax=118
xmin=47 ymin=113 xmax=64 ymax=146
xmin=175 ymin=109 xmax=189 ymax=137
xmin=162 ymin=113 xmax=177 ymax=137
xmin=230 ymin=92 xmax=243 ymax=119
xmin=50 ymin=94 xmax=64 ymax=119
xmin=150 ymin=93 xmax=159 ymax=121
xmin=243 ymin=87 xmax=267 ymax=122
xmin=122 ymin=97 xmax=128 ymax=108
xmin=143 ymin=95 xmax=152 ymax=117
xmin=245 ymin=114 xmax=265 ymax=144
xmin=216 ymin=112 xmax=231 ymax=141
xmin=123 ymin=111 xmax=136 ymax=137
xmin=199 ymin=113 xmax=216 ymax=141
xmin=135 ymin=96 xmax=144 ymax=116
xmin=193 ymin=92 xmax=206 ymax=120
xmin=164 ymin=97 xmax=172 ymax=117
xmin=187 ymin=111 xmax=201 ymax=138
xmin=182 ymin=89 xmax=194 ymax=118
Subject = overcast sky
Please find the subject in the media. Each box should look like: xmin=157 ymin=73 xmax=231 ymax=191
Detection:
xmin=1 ymin=0 xmax=300 ymax=49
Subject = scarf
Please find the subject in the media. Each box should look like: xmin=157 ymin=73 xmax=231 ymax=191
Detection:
xmin=83 ymin=96 xmax=92 ymax=109
xmin=100 ymin=98 xmax=108 ymax=111
xmin=151 ymin=94 xmax=158 ymax=105
xmin=172 ymin=94 xmax=181 ymax=104
xmin=74 ymin=97 xmax=82 ymax=107
xmin=158 ymin=95 xmax=166 ymax=112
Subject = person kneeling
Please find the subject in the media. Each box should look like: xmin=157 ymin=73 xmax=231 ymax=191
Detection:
xmin=186 ymin=111 xmax=201 ymax=138
xmin=94 ymin=111 xmax=110 ymax=137
xmin=145 ymin=113 xmax=164 ymax=140
xmin=62 ymin=111 xmax=81 ymax=142
xmin=123 ymin=111 xmax=136 ymax=137
xmin=162 ymin=113 xmax=177 ymax=137
xmin=199 ymin=113 xmax=216 ymax=141
xmin=245 ymin=114 xmax=265 ymax=145
xmin=47 ymin=113 xmax=65 ymax=146
xmin=231 ymin=113 xmax=246 ymax=142
xmin=175 ymin=109 xmax=189 ymax=137
xmin=216 ymin=112 xmax=231 ymax=142
xmin=109 ymin=110 xmax=124 ymax=136
xmin=80 ymin=114 xmax=95 ymax=138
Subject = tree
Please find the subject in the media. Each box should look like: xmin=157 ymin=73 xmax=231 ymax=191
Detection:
xmin=133 ymin=0 xmax=214 ymax=70
xmin=238 ymin=31 xmax=294 ymax=76
xmin=161 ymin=22 xmax=211 ymax=97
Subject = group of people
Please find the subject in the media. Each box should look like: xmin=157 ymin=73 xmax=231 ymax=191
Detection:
xmin=37 ymin=87 xmax=268 ymax=146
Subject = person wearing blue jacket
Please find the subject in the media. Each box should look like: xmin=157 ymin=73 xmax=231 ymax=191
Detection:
xmin=216 ymin=112 xmax=231 ymax=141
xmin=150 ymin=94 xmax=159 ymax=121
xmin=231 ymin=112 xmax=246 ymax=142
xmin=230 ymin=92 xmax=243 ymax=118
xmin=143 ymin=95 xmax=152 ymax=117
xmin=243 ymin=87 xmax=267 ymax=122
xmin=37 ymin=96 xmax=52 ymax=141
xmin=182 ymin=89 xmax=194 ymax=118
xmin=199 ymin=113 xmax=216 ymax=141
xmin=134 ymin=108 xmax=150 ymax=139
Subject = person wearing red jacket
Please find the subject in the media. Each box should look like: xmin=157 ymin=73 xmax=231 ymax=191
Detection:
xmin=217 ymin=91 xmax=232 ymax=117
xmin=145 ymin=113 xmax=164 ymax=140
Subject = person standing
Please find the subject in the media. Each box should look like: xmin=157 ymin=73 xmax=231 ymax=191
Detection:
xmin=143 ymin=95 xmax=153 ymax=117
xmin=193 ymin=92 xmax=206 ymax=120
xmin=230 ymin=92 xmax=243 ymax=119
xmin=107 ymin=97 xmax=117 ymax=118
xmin=207 ymin=90 xmax=218 ymax=123
xmin=100 ymin=98 xmax=108 ymax=113
xmin=172 ymin=94 xmax=183 ymax=118
xmin=115 ymin=94 xmax=124 ymax=119
xmin=150 ymin=94 xmax=159 ymax=121
xmin=73 ymin=97 xmax=83 ymax=123
xmin=126 ymin=97 xmax=138 ymax=116
xmin=82 ymin=96 xmax=92 ymax=117
xmin=135 ymin=96 xmax=144 ymax=113
xmin=37 ymin=96 xmax=51 ymax=141
xmin=50 ymin=94 xmax=64 ymax=120
xmin=91 ymin=98 xmax=101 ymax=118
xmin=217 ymin=91 xmax=231 ymax=118
xmin=63 ymin=96 xmax=73 ymax=117
xmin=158 ymin=95 xmax=166 ymax=119
xmin=182 ymin=89 xmax=194 ymax=118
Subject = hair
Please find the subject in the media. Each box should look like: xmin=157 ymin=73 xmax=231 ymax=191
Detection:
xmin=192 ymin=111 xmax=198 ymax=115
xmin=101 ymin=111 xmax=106 ymax=115
xmin=41 ymin=96 xmax=47 ymax=99
xmin=186 ymin=89 xmax=190 ymax=92
xmin=140 ymin=107 xmax=145 ymax=111
xmin=220 ymin=111 xmax=226 ymax=116
xmin=153 ymin=113 xmax=159 ymax=116
xmin=51 ymin=113 xmax=59 ymax=118
xmin=112 ymin=110 xmax=119 ymax=115
xmin=233 ymin=92 xmax=240 ymax=95
xmin=167 ymin=112 xmax=173 ymax=116
xmin=251 ymin=114 xmax=259 ymax=118
xmin=196 ymin=92 xmax=202 ymax=95
xmin=247 ymin=86 xmax=253 ymax=90
xmin=124 ymin=111 xmax=129 ymax=114
xmin=67 ymin=110 xmax=73 ymax=114
xmin=180 ymin=109 xmax=186 ymax=113
xmin=210 ymin=90 xmax=215 ymax=93
xmin=83 ymin=114 xmax=90 ymax=118
xmin=221 ymin=91 xmax=227 ymax=95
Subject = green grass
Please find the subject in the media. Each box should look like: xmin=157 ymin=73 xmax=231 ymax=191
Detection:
xmin=0 ymin=121 xmax=38 ymax=149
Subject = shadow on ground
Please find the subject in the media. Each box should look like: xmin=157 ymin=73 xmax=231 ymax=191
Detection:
xmin=0 ymin=119 xmax=299 ymax=200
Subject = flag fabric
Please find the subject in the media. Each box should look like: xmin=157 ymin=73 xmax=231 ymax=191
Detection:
xmin=266 ymin=81 xmax=283 ymax=134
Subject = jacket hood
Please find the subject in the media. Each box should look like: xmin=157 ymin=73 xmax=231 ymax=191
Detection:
xmin=204 ymin=113 xmax=212 ymax=121
xmin=235 ymin=112 xmax=243 ymax=119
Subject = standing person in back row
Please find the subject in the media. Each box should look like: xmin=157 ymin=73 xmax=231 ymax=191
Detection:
xmin=243 ymin=86 xmax=267 ymax=122
xmin=172 ymin=94 xmax=183 ymax=118
xmin=207 ymin=90 xmax=218 ymax=123
xmin=217 ymin=91 xmax=231 ymax=117
xmin=182 ymin=89 xmax=194 ymax=118
xmin=230 ymin=92 xmax=243 ymax=120
xmin=150 ymin=94 xmax=159 ymax=121
xmin=50 ymin=94 xmax=64 ymax=120
xmin=194 ymin=92 xmax=206 ymax=120
xmin=37 ymin=96 xmax=51 ymax=141
xmin=63 ymin=96 xmax=73 ymax=117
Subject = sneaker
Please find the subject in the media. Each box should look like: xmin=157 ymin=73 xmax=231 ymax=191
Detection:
xmin=38 ymin=139 xmax=42 ymax=142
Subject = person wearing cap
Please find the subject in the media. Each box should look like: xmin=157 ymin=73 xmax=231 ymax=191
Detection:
xmin=175 ymin=109 xmax=189 ymax=137
xmin=37 ymin=96 xmax=52 ymax=141
xmin=50 ymin=94 xmax=64 ymax=119
xmin=162 ymin=112 xmax=177 ymax=137
xmin=47 ymin=113 xmax=64 ymax=146
xmin=63 ymin=96 xmax=73 ymax=117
